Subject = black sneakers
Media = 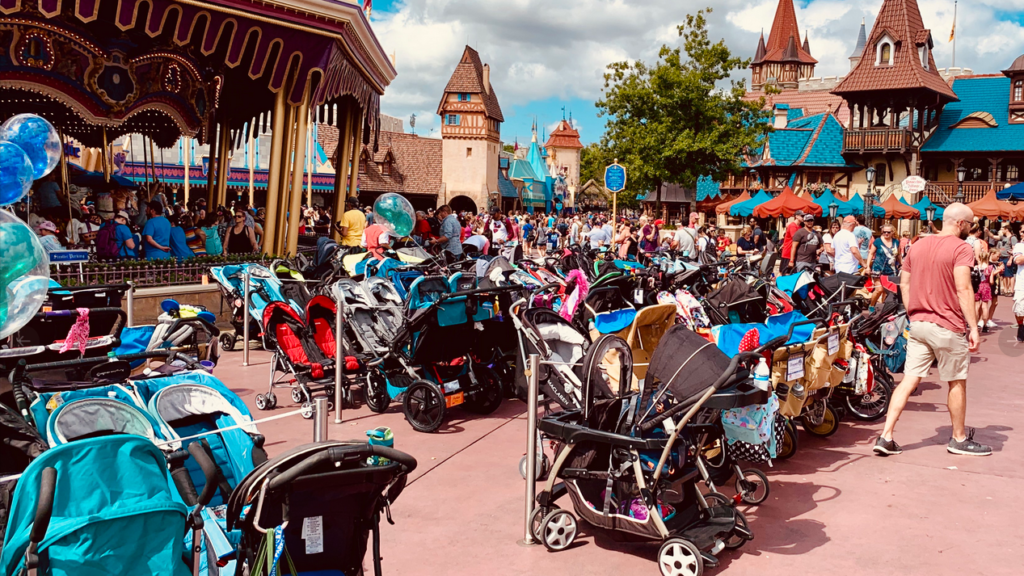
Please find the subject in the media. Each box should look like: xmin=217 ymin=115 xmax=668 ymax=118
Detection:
xmin=873 ymin=436 xmax=903 ymax=456
xmin=947 ymin=428 xmax=993 ymax=456
xmin=1017 ymin=324 xmax=1024 ymax=343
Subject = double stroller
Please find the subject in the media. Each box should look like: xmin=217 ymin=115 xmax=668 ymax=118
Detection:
xmin=532 ymin=325 xmax=770 ymax=574
xmin=209 ymin=264 xmax=303 ymax=352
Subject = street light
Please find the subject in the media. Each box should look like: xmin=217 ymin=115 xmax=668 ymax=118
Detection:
xmin=865 ymin=166 xmax=876 ymax=228
xmin=749 ymin=169 xmax=758 ymax=190
xmin=956 ymin=164 xmax=967 ymax=203
xmin=828 ymin=201 xmax=839 ymax=221
xmin=926 ymin=205 xmax=936 ymax=222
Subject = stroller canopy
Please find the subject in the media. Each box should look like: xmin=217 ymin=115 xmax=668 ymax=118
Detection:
xmin=46 ymin=397 xmax=160 ymax=447
xmin=647 ymin=325 xmax=733 ymax=402
xmin=0 ymin=435 xmax=190 ymax=576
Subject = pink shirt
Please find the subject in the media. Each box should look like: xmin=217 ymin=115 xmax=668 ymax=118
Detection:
xmin=903 ymin=235 xmax=975 ymax=334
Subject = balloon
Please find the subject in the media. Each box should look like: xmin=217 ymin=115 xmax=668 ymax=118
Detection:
xmin=0 ymin=141 xmax=34 ymax=206
xmin=0 ymin=210 xmax=50 ymax=340
xmin=0 ymin=114 xmax=61 ymax=180
xmin=372 ymin=193 xmax=415 ymax=238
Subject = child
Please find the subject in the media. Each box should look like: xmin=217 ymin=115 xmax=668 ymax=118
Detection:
xmin=975 ymin=248 xmax=996 ymax=333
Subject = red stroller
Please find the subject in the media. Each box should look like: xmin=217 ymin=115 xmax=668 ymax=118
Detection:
xmin=259 ymin=295 xmax=365 ymax=417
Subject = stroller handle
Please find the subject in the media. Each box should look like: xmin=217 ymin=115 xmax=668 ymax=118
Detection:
xmin=164 ymin=316 xmax=221 ymax=338
xmin=30 ymin=467 xmax=58 ymax=545
xmin=826 ymin=299 xmax=864 ymax=321
xmin=267 ymin=444 xmax=418 ymax=492
xmin=187 ymin=442 xmax=223 ymax=509
xmin=639 ymin=351 xmax=762 ymax=433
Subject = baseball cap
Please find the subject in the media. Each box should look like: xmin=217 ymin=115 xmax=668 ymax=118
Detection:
xmin=803 ymin=214 xmax=815 ymax=222
xmin=117 ymin=210 xmax=131 ymax=220
xmin=38 ymin=221 xmax=57 ymax=233
xmin=794 ymin=210 xmax=805 ymax=217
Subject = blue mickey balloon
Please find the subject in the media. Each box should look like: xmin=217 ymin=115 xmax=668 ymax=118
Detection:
xmin=1 ymin=114 xmax=61 ymax=180
xmin=0 ymin=141 xmax=34 ymax=206
xmin=0 ymin=210 xmax=50 ymax=340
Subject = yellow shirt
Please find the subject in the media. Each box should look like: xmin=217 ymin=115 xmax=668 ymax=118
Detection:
xmin=340 ymin=209 xmax=365 ymax=246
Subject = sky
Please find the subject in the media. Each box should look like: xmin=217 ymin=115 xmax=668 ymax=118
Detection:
xmin=367 ymin=0 xmax=1024 ymax=145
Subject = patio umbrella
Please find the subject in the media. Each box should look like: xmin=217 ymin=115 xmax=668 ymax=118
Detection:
xmin=967 ymin=189 xmax=1016 ymax=220
xmin=908 ymin=195 xmax=944 ymax=220
xmin=844 ymin=192 xmax=887 ymax=218
xmin=752 ymin=186 xmax=823 ymax=218
xmin=716 ymin=191 xmax=750 ymax=215
xmin=811 ymin=189 xmax=848 ymax=219
xmin=730 ymin=189 xmax=774 ymax=217
xmin=996 ymin=182 xmax=1024 ymax=201
xmin=878 ymin=194 xmax=920 ymax=219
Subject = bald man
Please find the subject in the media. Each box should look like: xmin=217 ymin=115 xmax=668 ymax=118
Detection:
xmin=875 ymin=203 xmax=991 ymax=457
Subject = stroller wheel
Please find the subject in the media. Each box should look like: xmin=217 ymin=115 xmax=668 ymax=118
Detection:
xmin=365 ymin=370 xmax=392 ymax=414
xmin=702 ymin=492 xmax=731 ymax=509
xmin=845 ymin=370 xmax=893 ymax=421
xmin=292 ymin=387 xmax=308 ymax=404
xmin=266 ymin=391 xmax=278 ymax=409
xmin=723 ymin=511 xmax=751 ymax=550
xmin=658 ymin=538 xmax=703 ymax=576
xmin=736 ymin=469 xmax=770 ymax=505
xmin=464 ymin=366 xmax=503 ymax=415
xmin=529 ymin=505 xmax=558 ymax=542
xmin=801 ymin=404 xmax=841 ymax=437
xmin=777 ymin=418 xmax=798 ymax=460
xmin=402 ymin=380 xmax=446 ymax=433
xmin=519 ymin=453 xmax=550 ymax=481
xmin=255 ymin=393 xmax=269 ymax=411
xmin=540 ymin=509 xmax=577 ymax=552
xmin=219 ymin=333 xmax=236 ymax=352
xmin=300 ymin=401 xmax=315 ymax=419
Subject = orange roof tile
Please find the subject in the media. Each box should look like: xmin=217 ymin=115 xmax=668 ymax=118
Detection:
xmin=437 ymin=46 xmax=504 ymax=122
xmin=544 ymin=120 xmax=583 ymax=149
xmin=762 ymin=0 xmax=817 ymax=65
xmin=319 ymin=125 xmax=442 ymax=197
xmin=744 ymin=89 xmax=851 ymax=127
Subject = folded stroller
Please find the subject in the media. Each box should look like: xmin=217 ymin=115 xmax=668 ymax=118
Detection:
xmin=532 ymin=325 xmax=765 ymax=573
xmin=225 ymin=441 xmax=417 ymax=576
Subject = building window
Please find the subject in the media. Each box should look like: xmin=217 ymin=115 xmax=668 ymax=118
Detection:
xmin=466 ymin=147 xmax=472 ymax=158
xmin=876 ymin=37 xmax=894 ymax=66
xmin=381 ymin=161 xmax=391 ymax=176
xmin=1014 ymin=80 xmax=1023 ymax=102
xmin=919 ymin=46 xmax=929 ymax=70
xmin=446 ymin=114 xmax=460 ymax=126
xmin=1007 ymin=163 xmax=1020 ymax=182
xmin=457 ymin=93 xmax=471 ymax=102
xmin=875 ymin=163 xmax=887 ymax=186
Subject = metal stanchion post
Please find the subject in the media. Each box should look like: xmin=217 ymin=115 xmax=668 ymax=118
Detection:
xmin=334 ymin=285 xmax=344 ymax=424
xmin=521 ymin=353 xmax=540 ymax=546
xmin=242 ymin=271 xmax=251 ymax=366
xmin=126 ymin=282 xmax=134 ymax=327
xmin=313 ymin=397 xmax=329 ymax=442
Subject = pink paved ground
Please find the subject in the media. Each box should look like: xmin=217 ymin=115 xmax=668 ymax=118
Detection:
xmin=216 ymin=307 xmax=1023 ymax=576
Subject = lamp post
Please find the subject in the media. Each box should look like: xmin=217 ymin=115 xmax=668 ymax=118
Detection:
xmin=926 ymin=205 xmax=936 ymax=223
xmin=829 ymin=201 xmax=839 ymax=222
xmin=956 ymin=164 xmax=967 ymax=203
xmin=749 ymin=169 xmax=758 ymax=191
xmin=865 ymin=166 xmax=876 ymax=229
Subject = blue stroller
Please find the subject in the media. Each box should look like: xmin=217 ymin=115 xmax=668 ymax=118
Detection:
xmin=209 ymin=264 xmax=302 ymax=352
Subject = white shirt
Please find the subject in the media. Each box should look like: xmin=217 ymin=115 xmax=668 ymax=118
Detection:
xmin=674 ymin=227 xmax=696 ymax=256
xmin=360 ymin=229 xmax=392 ymax=248
xmin=820 ymin=232 xmax=834 ymax=265
xmin=489 ymin=219 xmax=508 ymax=243
xmin=832 ymin=229 xmax=860 ymax=274
xmin=1014 ymin=243 xmax=1024 ymax=298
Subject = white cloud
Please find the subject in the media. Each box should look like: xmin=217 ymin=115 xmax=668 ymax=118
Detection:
xmin=372 ymin=0 xmax=1024 ymax=135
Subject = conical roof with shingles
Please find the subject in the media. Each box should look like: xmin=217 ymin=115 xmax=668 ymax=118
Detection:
xmin=753 ymin=33 xmax=767 ymax=64
xmin=802 ymin=33 xmax=812 ymax=56
xmin=437 ymin=46 xmax=504 ymax=122
xmin=832 ymin=0 xmax=957 ymax=101
xmin=545 ymin=120 xmax=583 ymax=150
xmin=762 ymin=0 xmax=817 ymax=64
xmin=850 ymin=19 xmax=867 ymax=58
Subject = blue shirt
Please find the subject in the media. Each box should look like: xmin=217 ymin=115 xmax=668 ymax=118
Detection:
xmin=115 ymin=224 xmax=136 ymax=258
xmin=141 ymin=216 xmax=172 ymax=260
xmin=438 ymin=214 xmax=462 ymax=256
xmin=523 ymin=223 xmax=534 ymax=238
xmin=169 ymin=226 xmax=194 ymax=260
xmin=853 ymin=226 xmax=873 ymax=259
xmin=547 ymin=231 xmax=560 ymax=246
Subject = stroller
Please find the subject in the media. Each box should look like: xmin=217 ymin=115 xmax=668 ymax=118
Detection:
xmin=0 ymin=404 xmax=47 ymax=546
xmin=225 ymin=440 xmax=416 ymax=576
xmin=532 ymin=325 xmax=765 ymax=573
xmin=113 ymin=308 xmax=221 ymax=376
xmin=703 ymin=276 xmax=767 ymax=326
xmin=210 ymin=264 xmax=303 ymax=352
xmin=259 ymin=296 xmax=365 ymax=416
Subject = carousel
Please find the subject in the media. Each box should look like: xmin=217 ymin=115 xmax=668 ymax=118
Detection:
xmin=0 ymin=0 xmax=395 ymax=254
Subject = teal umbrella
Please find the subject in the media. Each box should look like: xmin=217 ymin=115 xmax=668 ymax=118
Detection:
xmin=909 ymin=195 xmax=944 ymax=220
xmin=812 ymin=189 xmax=848 ymax=219
xmin=730 ymin=189 xmax=774 ymax=217
xmin=845 ymin=193 xmax=886 ymax=218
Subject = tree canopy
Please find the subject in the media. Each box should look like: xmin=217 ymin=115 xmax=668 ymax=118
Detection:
xmin=596 ymin=8 xmax=770 ymax=209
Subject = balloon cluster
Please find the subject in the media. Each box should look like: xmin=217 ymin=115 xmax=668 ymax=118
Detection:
xmin=372 ymin=193 xmax=415 ymax=238
xmin=0 ymin=114 xmax=58 ymax=339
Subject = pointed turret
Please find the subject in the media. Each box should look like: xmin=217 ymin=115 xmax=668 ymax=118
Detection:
xmin=753 ymin=32 xmax=767 ymax=64
xmin=783 ymin=35 xmax=801 ymax=61
xmin=802 ymin=32 xmax=811 ymax=56
xmin=750 ymin=0 xmax=817 ymax=90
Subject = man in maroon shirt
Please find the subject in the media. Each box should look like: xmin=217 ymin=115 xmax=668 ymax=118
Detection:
xmin=874 ymin=203 xmax=991 ymax=457
xmin=780 ymin=210 xmax=804 ymax=268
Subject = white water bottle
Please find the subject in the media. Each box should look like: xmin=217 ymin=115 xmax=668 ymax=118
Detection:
xmin=753 ymin=357 xmax=770 ymax=392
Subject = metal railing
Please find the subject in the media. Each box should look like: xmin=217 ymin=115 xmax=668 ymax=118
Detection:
xmin=49 ymin=254 xmax=269 ymax=288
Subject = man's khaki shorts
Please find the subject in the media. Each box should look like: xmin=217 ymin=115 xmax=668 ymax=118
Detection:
xmin=1014 ymin=294 xmax=1024 ymax=318
xmin=904 ymin=321 xmax=970 ymax=382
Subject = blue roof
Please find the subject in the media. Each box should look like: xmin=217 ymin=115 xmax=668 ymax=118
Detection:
xmin=696 ymin=175 xmax=721 ymax=200
xmin=498 ymin=171 xmax=518 ymax=198
xmin=752 ymin=113 xmax=857 ymax=168
xmin=508 ymin=158 xmax=538 ymax=181
xmin=922 ymin=76 xmax=1024 ymax=152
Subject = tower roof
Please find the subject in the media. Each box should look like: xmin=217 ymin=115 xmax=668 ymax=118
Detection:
xmin=753 ymin=32 xmax=767 ymax=64
xmin=762 ymin=0 xmax=817 ymax=65
xmin=850 ymin=18 xmax=867 ymax=58
xmin=437 ymin=46 xmax=504 ymax=122
xmin=832 ymin=0 xmax=956 ymax=101
xmin=783 ymin=35 xmax=801 ymax=62
xmin=545 ymin=120 xmax=583 ymax=150
xmin=802 ymin=33 xmax=812 ymax=56
xmin=1003 ymin=54 xmax=1024 ymax=77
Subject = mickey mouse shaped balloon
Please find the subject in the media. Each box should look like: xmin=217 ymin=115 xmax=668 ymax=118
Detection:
xmin=0 ymin=113 xmax=57 ymax=339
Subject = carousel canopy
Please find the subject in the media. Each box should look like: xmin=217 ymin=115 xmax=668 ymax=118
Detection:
xmin=716 ymin=191 xmax=750 ymax=215
xmin=752 ymin=186 xmax=823 ymax=218
xmin=0 ymin=0 xmax=395 ymax=148
xmin=878 ymin=194 xmax=920 ymax=219
xmin=967 ymin=189 xmax=1016 ymax=220
xmin=730 ymin=189 xmax=773 ymax=217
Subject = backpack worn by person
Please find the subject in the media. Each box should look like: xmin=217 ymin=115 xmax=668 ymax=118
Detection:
xmin=95 ymin=220 xmax=121 ymax=259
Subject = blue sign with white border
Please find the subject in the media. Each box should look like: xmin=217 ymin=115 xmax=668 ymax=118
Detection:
xmin=605 ymin=164 xmax=627 ymax=193
xmin=48 ymin=250 xmax=90 ymax=263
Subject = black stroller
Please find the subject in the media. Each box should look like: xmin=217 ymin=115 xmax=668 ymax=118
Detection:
xmin=532 ymin=325 xmax=768 ymax=574
xmin=225 ymin=441 xmax=416 ymax=576
xmin=703 ymin=276 xmax=767 ymax=326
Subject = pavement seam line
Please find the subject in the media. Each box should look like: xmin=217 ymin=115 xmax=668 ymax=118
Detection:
xmin=407 ymin=414 xmax=521 ymax=486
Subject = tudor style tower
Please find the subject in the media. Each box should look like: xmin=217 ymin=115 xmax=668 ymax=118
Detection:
xmin=832 ymin=0 xmax=958 ymax=188
xmin=750 ymin=0 xmax=817 ymax=90
xmin=545 ymin=119 xmax=584 ymax=189
xmin=437 ymin=46 xmax=504 ymax=213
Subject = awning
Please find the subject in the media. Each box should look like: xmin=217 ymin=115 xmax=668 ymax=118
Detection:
xmin=752 ymin=187 xmax=823 ymax=218
xmin=967 ymin=189 xmax=1016 ymax=219
xmin=120 ymin=162 xmax=337 ymax=192
xmin=997 ymin=182 xmax=1024 ymax=201
xmin=878 ymin=194 xmax=920 ymax=219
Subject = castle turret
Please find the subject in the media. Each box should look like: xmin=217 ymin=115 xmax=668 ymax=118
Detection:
xmin=750 ymin=0 xmax=817 ymax=90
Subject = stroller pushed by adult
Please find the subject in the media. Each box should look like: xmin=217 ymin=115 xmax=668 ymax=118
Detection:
xmin=531 ymin=324 xmax=771 ymax=574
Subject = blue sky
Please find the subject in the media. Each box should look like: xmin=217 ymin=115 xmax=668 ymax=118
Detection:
xmin=367 ymin=0 xmax=1024 ymax=145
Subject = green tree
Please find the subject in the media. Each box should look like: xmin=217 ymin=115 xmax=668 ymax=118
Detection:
xmin=580 ymin=142 xmax=612 ymax=187
xmin=502 ymin=143 xmax=516 ymax=154
xmin=596 ymin=8 xmax=770 ymax=211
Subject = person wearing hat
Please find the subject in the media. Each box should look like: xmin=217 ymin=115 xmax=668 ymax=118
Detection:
xmin=336 ymin=196 xmax=366 ymax=247
xmin=789 ymin=213 xmax=823 ymax=272
xmin=781 ymin=210 xmax=805 ymax=264
xmin=113 ymin=210 xmax=138 ymax=258
xmin=36 ymin=221 xmax=64 ymax=254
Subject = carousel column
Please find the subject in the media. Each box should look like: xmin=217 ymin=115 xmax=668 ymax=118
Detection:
xmin=216 ymin=117 xmax=231 ymax=207
xmin=348 ymin=106 xmax=364 ymax=208
xmin=275 ymin=103 xmax=297 ymax=257
xmin=286 ymin=85 xmax=312 ymax=257
xmin=263 ymin=88 xmax=288 ymax=256
xmin=206 ymin=123 xmax=219 ymax=208
xmin=331 ymin=103 xmax=354 ymax=243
